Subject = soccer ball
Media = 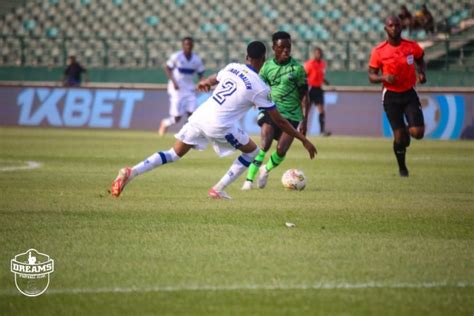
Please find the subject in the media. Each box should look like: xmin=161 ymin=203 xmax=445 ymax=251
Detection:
xmin=281 ymin=169 xmax=306 ymax=191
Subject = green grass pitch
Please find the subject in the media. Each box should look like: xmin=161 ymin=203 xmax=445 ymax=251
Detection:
xmin=0 ymin=127 xmax=473 ymax=315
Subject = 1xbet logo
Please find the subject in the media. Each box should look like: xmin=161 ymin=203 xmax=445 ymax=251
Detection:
xmin=17 ymin=88 xmax=144 ymax=128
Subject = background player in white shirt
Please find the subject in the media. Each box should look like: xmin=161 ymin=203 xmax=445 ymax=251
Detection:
xmin=159 ymin=37 xmax=205 ymax=136
xmin=112 ymin=41 xmax=317 ymax=200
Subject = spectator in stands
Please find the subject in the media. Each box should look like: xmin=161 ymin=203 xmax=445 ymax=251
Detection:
xmin=63 ymin=55 xmax=88 ymax=86
xmin=398 ymin=5 xmax=413 ymax=33
xmin=413 ymin=4 xmax=434 ymax=34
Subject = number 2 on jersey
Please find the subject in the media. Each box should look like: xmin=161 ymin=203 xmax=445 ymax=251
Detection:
xmin=212 ymin=79 xmax=237 ymax=105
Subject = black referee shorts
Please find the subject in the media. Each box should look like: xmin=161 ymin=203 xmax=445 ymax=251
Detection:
xmin=257 ymin=111 xmax=300 ymax=141
xmin=309 ymin=86 xmax=324 ymax=105
xmin=383 ymin=88 xmax=424 ymax=130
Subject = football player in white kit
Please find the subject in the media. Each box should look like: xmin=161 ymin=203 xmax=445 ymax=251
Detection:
xmin=159 ymin=37 xmax=205 ymax=136
xmin=111 ymin=41 xmax=317 ymax=199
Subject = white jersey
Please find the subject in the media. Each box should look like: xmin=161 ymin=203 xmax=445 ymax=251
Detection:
xmin=166 ymin=51 xmax=205 ymax=93
xmin=189 ymin=63 xmax=275 ymax=137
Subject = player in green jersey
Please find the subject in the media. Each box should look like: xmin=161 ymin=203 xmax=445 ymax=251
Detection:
xmin=242 ymin=31 xmax=311 ymax=190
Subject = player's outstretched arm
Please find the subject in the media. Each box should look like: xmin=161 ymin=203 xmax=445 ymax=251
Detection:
xmin=197 ymin=74 xmax=218 ymax=92
xmin=267 ymin=108 xmax=317 ymax=159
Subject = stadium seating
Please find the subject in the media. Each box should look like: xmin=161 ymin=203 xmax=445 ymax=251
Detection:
xmin=0 ymin=0 xmax=472 ymax=70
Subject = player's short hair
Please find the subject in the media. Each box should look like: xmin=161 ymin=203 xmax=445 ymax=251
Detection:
xmin=385 ymin=15 xmax=400 ymax=26
xmin=182 ymin=36 xmax=193 ymax=43
xmin=247 ymin=41 xmax=266 ymax=59
xmin=272 ymin=31 xmax=291 ymax=43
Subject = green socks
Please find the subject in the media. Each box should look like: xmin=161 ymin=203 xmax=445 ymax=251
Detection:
xmin=266 ymin=151 xmax=285 ymax=172
xmin=246 ymin=150 xmax=266 ymax=181
xmin=246 ymin=150 xmax=286 ymax=182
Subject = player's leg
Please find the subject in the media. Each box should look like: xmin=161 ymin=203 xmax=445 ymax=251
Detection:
xmin=315 ymin=87 xmax=330 ymax=136
xmin=131 ymin=140 xmax=190 ymax=177
xmin=316 ymin=103 xmax=326 ymax=134
xmin=112 ymin=122 xmax=206 ymax=197
xmin=242 ymin=113 xmax=275 ymax=190
xmin=258 ymin=130 xmax=295 ymax=188
xmin=394 ymin=90 xmax=425 ymax=177
xmin=111 ymin=140 xmax=190 ymax=197
xmin=384 ymin=91 xmax=410 ymax=176
xmin=159 ymin=94 xmax=182 ymax=136
xmin=408 ymin=126 xmax=424 ymax=139
xmin=212 ymin=134 xmax=260 ymax=199
xmin=405 ymin=89 xmax=425 ymax=140
xmin=392 ymin=127 xmax=409 ymax=176
xmin=185 ymin=93 xmax=198 ymax=118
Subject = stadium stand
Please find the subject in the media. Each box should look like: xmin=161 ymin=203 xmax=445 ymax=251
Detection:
xmin=0 ymin=0 xmax=472 ymax=73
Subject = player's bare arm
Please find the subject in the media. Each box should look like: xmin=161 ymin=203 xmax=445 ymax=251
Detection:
xmin=300 ymin=92 xmax=310 ymax=136
xmin=267 ymin=107 xmax=317 ymax=159
xmin=415 ymin=54 xmax=427 ymax=84
xmin=368 ymin=67 xmax=395 ymax=84
xmin=197 ymin=74 xmax=218 ymax=92
xmin=164 ymin=65 xmax=179 ymax=90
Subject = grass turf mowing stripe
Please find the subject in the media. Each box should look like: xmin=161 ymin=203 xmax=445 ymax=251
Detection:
xmin=0 ymin=160 xmax=41 ymax=172
xmin=1 ymin=281 xmax=472 ymax=296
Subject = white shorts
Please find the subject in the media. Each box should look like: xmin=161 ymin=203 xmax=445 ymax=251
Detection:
xmin=168 ymin=92 xmax=197 ymax=117
xmin=175 ymin=122 xmax=250 ymax=157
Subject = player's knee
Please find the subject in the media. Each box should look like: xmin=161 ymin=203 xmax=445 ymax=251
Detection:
xmin=413 ymin=128 xmax=425 ymax=139
xmin=411 ymin=128 xmax=424 ymax=140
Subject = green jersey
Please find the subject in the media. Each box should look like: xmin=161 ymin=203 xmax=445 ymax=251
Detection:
xmin=259 ymin=57 xmax=307 ymax=121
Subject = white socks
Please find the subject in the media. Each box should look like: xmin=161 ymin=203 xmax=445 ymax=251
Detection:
xmin=129 ymin=146 xmax=260 ymax=192
xmin=131 ymin=148 xmax=180 ymax=177
xmin=161 ymin=117 xmax=177 ymax=127
xmin=214 ymin=147 xmax=260 ymax=191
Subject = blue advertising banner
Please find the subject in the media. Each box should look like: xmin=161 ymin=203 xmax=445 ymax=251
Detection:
xmin=1 ymin=85 xmax=473 ymax=139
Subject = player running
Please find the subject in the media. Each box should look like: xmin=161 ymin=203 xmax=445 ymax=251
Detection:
xmin=159 ymin=37 xmax=205 ymax=136
xmin=304 ymin=47 xmax=331 ymax=136
xmin=368 ymin=15 xmax=426 ymax=177
xmin=111 ymin=41 xmax=317 ymax=200
xmin=242 ymin=31 xmax=310 ymax=190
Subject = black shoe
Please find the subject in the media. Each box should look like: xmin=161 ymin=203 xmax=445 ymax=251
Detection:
xmin=399 ymin=169 xmax=409 ymax=177
xmin=322 ymin=131 xmax=332 ymax=137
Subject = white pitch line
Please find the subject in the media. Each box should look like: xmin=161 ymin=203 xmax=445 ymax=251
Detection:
xmin=0 ymin=161 xmax=41 ymax=172
xmin=0 ymin=281 xmax=472 ymax=296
